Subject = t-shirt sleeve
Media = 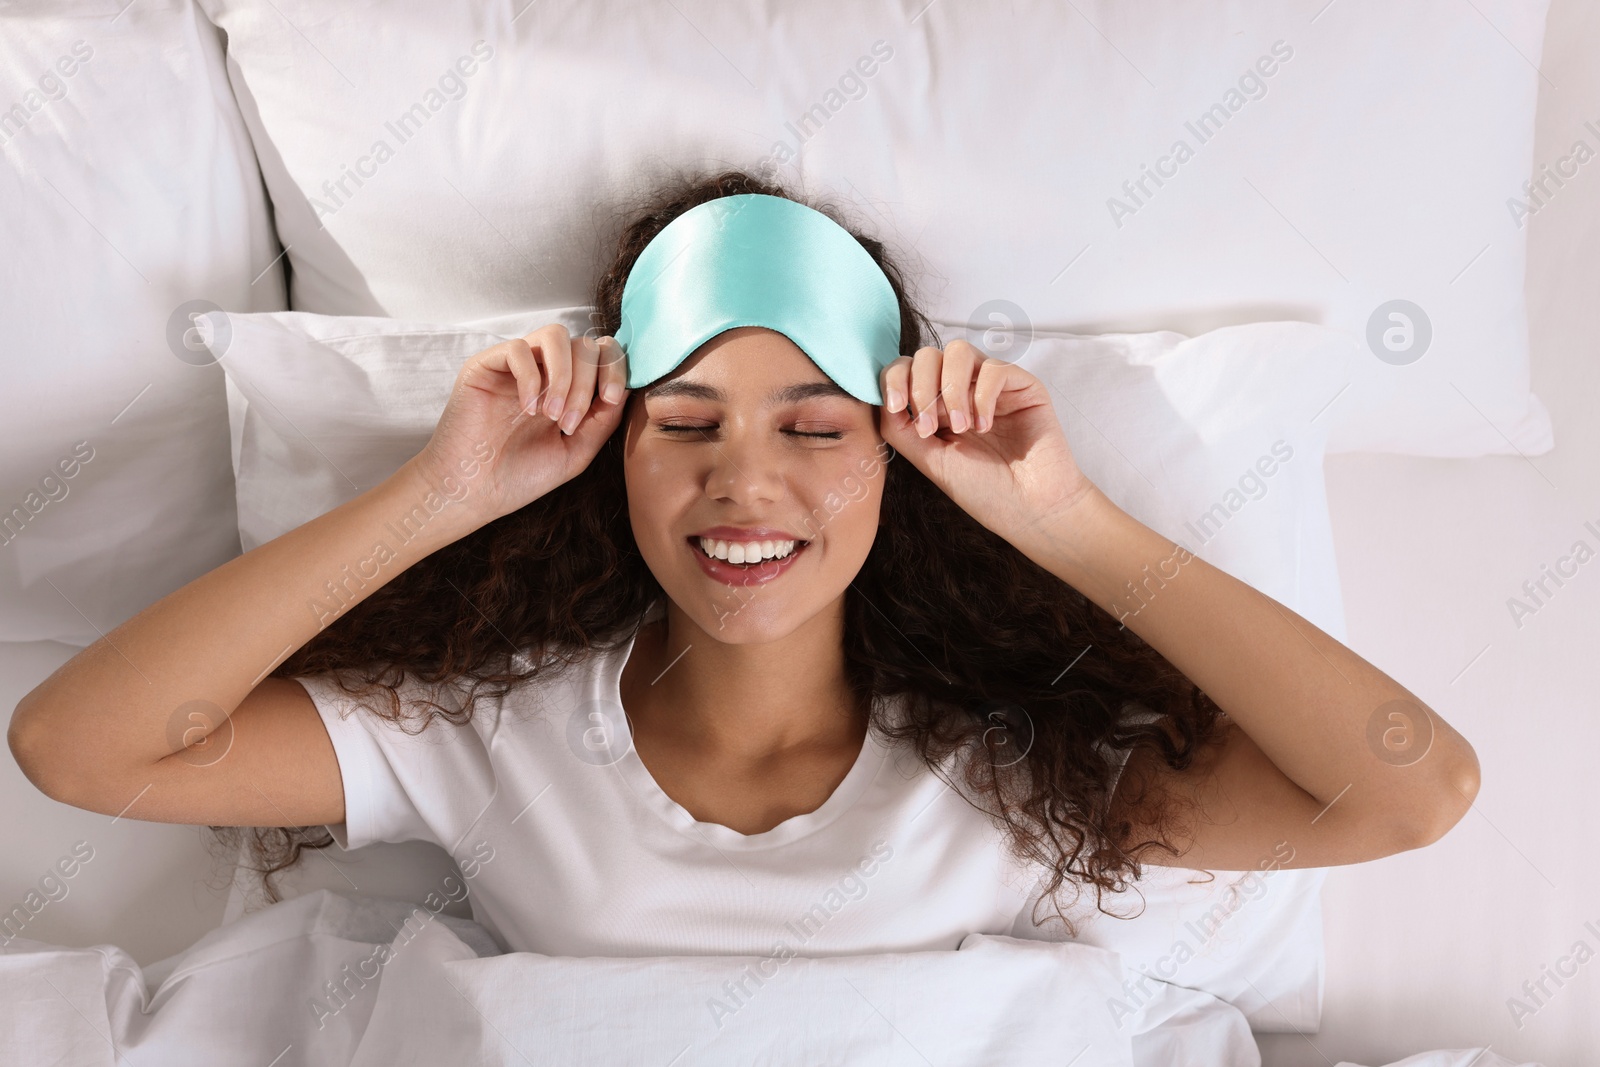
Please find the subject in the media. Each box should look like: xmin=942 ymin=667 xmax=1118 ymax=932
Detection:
xmin=296 ymin=671 xmax=443 ymax=852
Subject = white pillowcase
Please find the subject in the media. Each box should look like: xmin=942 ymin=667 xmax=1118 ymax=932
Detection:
xmin=1017 ymin=859 xmax=1326 ymax=1037
xmin=1005 ymin=324 xmax=1343 ymax=1033
xmin=1011 ymin=324 xmax=1350 ymax=645
xmin=212 ymin=307 xmax=569 ymax=553
xmin=211 ymin=310 xmax=1347 ymax=639
xmin=195 ymin=0 xmax=1551 ymax=459
xmin=0 ymin=0 xmax=285 ymax=644
xmin=205 ymin=306 xmax=1346 ymax=1033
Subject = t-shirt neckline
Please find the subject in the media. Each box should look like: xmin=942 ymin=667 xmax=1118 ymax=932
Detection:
xmin=601 ymin=600 xmax=891 ymax=852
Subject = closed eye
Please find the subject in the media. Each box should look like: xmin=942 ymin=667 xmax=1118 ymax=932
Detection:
xmin=656 ymin=424 xmax=844 ymax=440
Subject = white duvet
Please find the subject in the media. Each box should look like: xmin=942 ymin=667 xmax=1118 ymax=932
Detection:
xmin=0 ymin=890 xmax=1544 ymax=1067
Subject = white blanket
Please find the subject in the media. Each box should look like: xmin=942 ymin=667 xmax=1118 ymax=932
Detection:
xmin=0 ymin=890 xmax=1542 ymax=1067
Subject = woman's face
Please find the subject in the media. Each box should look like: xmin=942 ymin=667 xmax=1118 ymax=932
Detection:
xmin=622 ymin=327 xmax=891 ymax=643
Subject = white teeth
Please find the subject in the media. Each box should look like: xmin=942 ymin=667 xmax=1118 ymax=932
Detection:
xmin=697 ymin=537 xmax=800 ymax=564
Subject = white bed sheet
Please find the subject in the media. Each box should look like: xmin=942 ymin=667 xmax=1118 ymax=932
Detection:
xmin=0 ymin=888 xmax=1545 ymax=1067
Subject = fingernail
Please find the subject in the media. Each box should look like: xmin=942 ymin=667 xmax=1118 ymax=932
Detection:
xmin=979 ymin=413 xmax=992 ymax=432
xmin=916 ymin=409 xmax=934 ymax=437
xmin=887 ymin=386 xmax=905 ymax=412
xmin=561 ymin=408 xmax=581 ymax=434
xmin=950 ymin=409 xmax=967 ymax=433
xmin=603 ymin=382 xmax=622 ymax=404
xmin=546 ymin=395 xmax=565 ymax=421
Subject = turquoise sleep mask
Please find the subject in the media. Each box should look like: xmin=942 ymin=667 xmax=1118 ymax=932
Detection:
xmin=614 ymin=193 xmax=902 ymax=406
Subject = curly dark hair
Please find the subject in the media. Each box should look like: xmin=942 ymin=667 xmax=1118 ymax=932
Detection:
xmin=210 ymin=167 xmax=1228 ymax=931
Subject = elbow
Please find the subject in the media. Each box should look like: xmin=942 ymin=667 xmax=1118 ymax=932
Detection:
xmin=9 ymin=697 xmax=73 ymax=803
xmin=1402 ymin=748 xmax=1481 ymax=850
xmin=9 ymin=703 xmax=48 ymax=793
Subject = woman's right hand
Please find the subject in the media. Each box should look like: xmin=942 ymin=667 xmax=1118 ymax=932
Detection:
xmin=408 ymin=323 xmax=630 ymax=525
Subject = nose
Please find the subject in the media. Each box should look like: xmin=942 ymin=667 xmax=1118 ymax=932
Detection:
xmin=704 ymin=423 xmax=787 ymax=508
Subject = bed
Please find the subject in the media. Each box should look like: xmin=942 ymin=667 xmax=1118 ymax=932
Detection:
xmin=1 ymin=1 xmax=1591 ymax=1063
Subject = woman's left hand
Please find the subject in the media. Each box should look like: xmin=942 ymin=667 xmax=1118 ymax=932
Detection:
xmin=878 ymin=340 xmax=1098 ymax=546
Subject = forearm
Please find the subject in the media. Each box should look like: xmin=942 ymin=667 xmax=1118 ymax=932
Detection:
xmin=10 ymin=457 xmax=483 ymax=769
xmin=1010 ymin=485 xmax=1480 ymax=834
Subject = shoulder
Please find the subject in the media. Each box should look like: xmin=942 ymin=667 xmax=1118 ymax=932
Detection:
xmin=295 ymin=642 xmax=608 ymax=744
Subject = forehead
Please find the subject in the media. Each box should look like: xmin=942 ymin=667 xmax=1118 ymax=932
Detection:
xmin=642 ymin=327 xmax=856 ymax=404
xmin=643 ymin=377 xmax=855 ymax=405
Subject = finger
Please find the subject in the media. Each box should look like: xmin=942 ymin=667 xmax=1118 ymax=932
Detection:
xmin=881 ymin=355 xmax=913 ymax=413
xmin=875 ymin=387 xmax=945 ymax=475
xmin=877 ymin=358 xmax=919 ymax=438
xmin=972 ymin=357 xmax=1009 ymax=432
xmin=876 ymin=389 xmax=920 ymax=449
xmin=567 ymin=372 xmax=631 ymax=450
xmin=558 ymin=335 xmax=603 ymax=435
xmin=908 ymin=346 xmax=943 ymax=438
xmin=594 ymin=334 xmax=630 ymax=405
xmin=502 ymin=341 xmax=549 ymax=419
xmin=527 ymin=324 xmax=573 ymax=421
xmin=461 ymin=339 xmax=517 ymax=386
xmin=940 ymin=340 xmax=979 ymax=433
xmin=465 ymin=339 xmax=544 ymax=416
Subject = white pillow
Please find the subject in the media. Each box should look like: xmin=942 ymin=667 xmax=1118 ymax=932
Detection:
xmin=1003 ymin=323 xmax=1342 ymax=1034
xmin=1011 ymin=323 xmax=1350 ymax=645
xmin=211 ymin=307 xmax=582 ymax=553
xmin=210 ymin=309 xmax=1348 ymax=643
xmin=1016 ymin=859 xmax=1326 ymax=1037
xmin=194 ymin=0 xmax=1550 ymax=459
xmin=0 ymin=0 xmax=286 ymax=644
xmin=205 ymin=306 xmax=1345 ymax=1033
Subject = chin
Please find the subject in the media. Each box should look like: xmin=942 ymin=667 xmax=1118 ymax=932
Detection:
xmin=695 ymin=593 xmax=817 ymax=644
xmin=642 ymin=575 xmax=826 ymax=645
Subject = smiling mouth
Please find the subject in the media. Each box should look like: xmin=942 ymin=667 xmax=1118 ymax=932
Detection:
xmin=687 ymin=537 xmax=810 ymax=567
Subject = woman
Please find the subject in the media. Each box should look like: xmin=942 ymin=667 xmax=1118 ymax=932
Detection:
xmin=9 ymin=170 xmax=1479 ymax=958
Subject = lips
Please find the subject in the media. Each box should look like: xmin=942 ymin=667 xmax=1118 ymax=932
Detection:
xmin=690 ymin=525 xmax=810 ymax=542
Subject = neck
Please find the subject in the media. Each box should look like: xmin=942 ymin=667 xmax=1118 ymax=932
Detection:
xmin=619 ymin=597 xmax=865 ymax=759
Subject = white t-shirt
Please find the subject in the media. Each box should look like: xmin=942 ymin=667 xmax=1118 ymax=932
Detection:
xmin=300 ymin=600 xmax=1100 ymax=957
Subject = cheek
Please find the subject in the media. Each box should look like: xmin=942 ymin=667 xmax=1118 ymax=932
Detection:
xmin=623 ymin=449 xmax=692 ymax=547
xmin=808 ymin=458 xmax=885 ymax=549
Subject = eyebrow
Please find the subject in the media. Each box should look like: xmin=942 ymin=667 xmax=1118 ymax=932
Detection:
xmin=643 ymin=379 xmax=857 ymax=405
